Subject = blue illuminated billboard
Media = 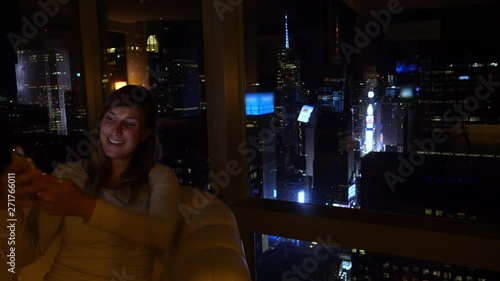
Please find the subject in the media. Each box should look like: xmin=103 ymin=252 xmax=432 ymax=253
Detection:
xmin=396 ymin=62 xmax=417 ymax=73
xmin=245 ymin=92 xmax=274 ymax=115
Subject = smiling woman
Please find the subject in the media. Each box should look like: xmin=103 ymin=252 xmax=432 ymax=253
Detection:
xmin=1 ymin=85 xmax=181 ymax=281
xmin=88 ymin=85 xmax=162 ymax=201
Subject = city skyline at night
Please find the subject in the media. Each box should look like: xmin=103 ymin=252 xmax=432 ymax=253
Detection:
xmin=1 ymin=0 xmax=499 ymax=280
xmin=248 ymin=0 xmax=500 ymax=280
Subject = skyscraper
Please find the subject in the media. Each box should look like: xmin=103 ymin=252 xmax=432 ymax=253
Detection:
xmin=311 ymin=2 xmax=356 ymax=206
xmin=361 ymin=151 xmax=500 ymax=224
xmin=15 ymin=47 xmax=72 ymax=135
xmin=313 ymin=107 xmax=355 ymax=205
xmin=169 ymin=56 xmax=201 ymax=116
xmin=327 ymin=2 xmax=347 ymax=114
xmin=246 ymin=92 xmax=277 ymax=199
xmin=275 ymin=10 xmax=303 ymax=179
xmin=146 ymin=22 xmax=202 ymax=117
xmin=103 ymin=31 xmax=128 ymax=94
xmin=413 ymin=56 xmax=500 ymax=154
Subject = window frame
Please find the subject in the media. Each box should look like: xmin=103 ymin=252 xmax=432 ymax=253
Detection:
xmin=78 ymin=1 xmax=500 ymax=279
xmin=79 ymin=0 xmax=104 ymax=130
xmin=198 ymin=1 xmax=500 ymax=277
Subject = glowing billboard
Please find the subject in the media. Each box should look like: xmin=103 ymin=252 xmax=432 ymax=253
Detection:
xmin=298 ymin=191 xmax=305 ymax=203
xmin=367 ymin=104 xmax=374 ymax=116
xmin=297 ymin=105 xmax=314 ymax=123
xmin=245 ymin=92 xmax=274 ymax=115
xmin=365 ymin=129 xmax=374 ymax=152
xmin=348 ymin=184 xmax=356 ymax=200
xmin=366 ymin=116 xmax=374 ymax=129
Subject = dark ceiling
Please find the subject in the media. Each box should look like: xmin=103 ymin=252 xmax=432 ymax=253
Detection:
xmin=341 ymin=0 xmax=500 ymax=13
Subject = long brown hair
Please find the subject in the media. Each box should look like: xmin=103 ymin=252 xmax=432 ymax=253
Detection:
xmin=84 ymin=85 xmax=161 ymax=204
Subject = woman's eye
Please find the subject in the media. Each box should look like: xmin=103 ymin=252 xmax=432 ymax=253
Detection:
xmin=124 ymin=122 xmax=136 ymax=127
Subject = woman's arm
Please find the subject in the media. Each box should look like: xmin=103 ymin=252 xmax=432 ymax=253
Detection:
xmin=85 ymin=164 xmax=181 ymax=251
xmin=0 ymin=157 xmax=64 ymax=272
xmin=0 ymin=205 xmax=63 ymax=273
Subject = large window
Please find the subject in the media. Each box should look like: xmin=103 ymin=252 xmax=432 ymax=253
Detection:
xmin=255 ymin=233 xmax=500 ymax=281
xmin=0 ymin=0 xmax=89 ymax=172
xmin=98 ymin=0 xmax=209 ymax=189
xmin=241 ymin=0 xmax=500 ymax=279
xmin=243 ymin=0 xmax=500 ymax=221
xmin=4 ymin=1 xmax=498 ymax=280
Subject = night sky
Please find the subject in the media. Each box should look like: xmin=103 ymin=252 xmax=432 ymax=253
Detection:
xmin=0 ymin=1 xmax=20 ymax=102
xmin=3 ymin=0 xmax=500 ymax=100
xmin=248 ymin=0 xmax=500 ymax=86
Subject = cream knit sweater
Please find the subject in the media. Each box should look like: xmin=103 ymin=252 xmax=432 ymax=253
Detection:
xmin=1 ymin=160 xmax=180 ymax=281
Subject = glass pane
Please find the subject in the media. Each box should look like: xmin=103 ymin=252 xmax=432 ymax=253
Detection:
xmin=244 ymin=0 xmax=500 ymax=224
xmin=255 ymin=233 xmax=500 ymax=281
xmin=99 ymin=1 xmax=208 ymax=189
xmin=1 ymin=0 xmax=89 ymax=172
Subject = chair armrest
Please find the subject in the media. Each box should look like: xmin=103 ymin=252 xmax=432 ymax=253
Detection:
xmin=171 ymin=186 xmax=252 ymax=281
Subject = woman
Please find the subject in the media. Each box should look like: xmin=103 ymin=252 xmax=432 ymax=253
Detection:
xmin=1 ymin=85 xmax=180 ymax=281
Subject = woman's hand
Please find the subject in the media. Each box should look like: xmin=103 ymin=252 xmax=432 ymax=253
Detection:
xmin=17 ymin=174 xmax=96 ymax=220
xmin=0 ymin=153 xmax=42 ymax=209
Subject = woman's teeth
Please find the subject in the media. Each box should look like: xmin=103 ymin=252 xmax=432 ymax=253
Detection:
xmin=108 ymin=138 xmax=125 ymax=145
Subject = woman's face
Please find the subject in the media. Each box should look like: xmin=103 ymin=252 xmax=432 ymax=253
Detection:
xmin=99 ymin=106 xmax=151 ymax=164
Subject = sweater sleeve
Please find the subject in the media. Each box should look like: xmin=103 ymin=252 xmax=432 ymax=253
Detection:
xmin=0 ymin=206 xmax=63 ymax=275
xmin=0 ymin=161 xmax=84 ymax=273
xmin=0 ymin=166 xmax=65 ymax=273
xmin=85 ymin=164 xmax=181 ymax=251
xmin=0 ymin=206 xmax=62 ymax=273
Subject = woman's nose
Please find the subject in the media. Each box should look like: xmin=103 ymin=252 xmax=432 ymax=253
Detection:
xmin=109 ymin=123 xmax=123 ymax=134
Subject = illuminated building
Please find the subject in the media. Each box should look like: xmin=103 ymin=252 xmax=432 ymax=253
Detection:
xmin=380 ymin=74 xmax=408 ymax=152
xmin=15 ymin=47 xmax=71 ymax=135
xmin=364 ymin=67 xmax=381 ymax=153
xmin=169 ymin=57 xmax=200 ymax=116
xmin=245 ymin=92 xmax=277 ymax=199
xmin=378 ymin=99 xmax=407 ymax=152
xmin=146 ymin=32 xmax=170 ymax=115
xmin=277 ymin=172 xmax=311 ymax=203
xmin=276 ymin=10 xmax=303 ymax=179
xmin=142 ymin=21 xmax=207 ymax=189
xmin=413 ymin=56 xmax=500 ymax=154
xmin=351 ymin=249 xmax=498 ymax=281
xmin=146 ymin=22 xmax=202 ymax=117
xmin=310 ymin=3 xmax=356 ymax=206
xmin=102 ymin=31 xmax=128 ymax=95
xmin=321 ymin=4 xmax=347 ymax=114
xmin=361 ymin=151 xmax=500 ymax=224
xmin=317 ymin=77 xmax=346 ymax=112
